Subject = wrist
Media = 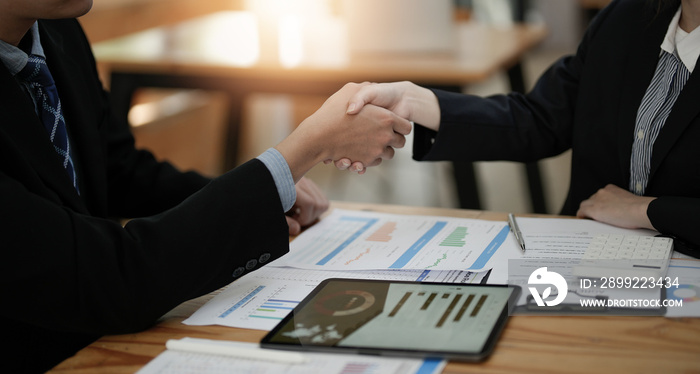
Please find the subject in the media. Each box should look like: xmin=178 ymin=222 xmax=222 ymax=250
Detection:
xmin=274 ymin=123 xmax=328 ymax=182
xmin=407 ymin=84 xmax=440 ymax=131
xmin=638 ymin=197 xmax=655 ymax=230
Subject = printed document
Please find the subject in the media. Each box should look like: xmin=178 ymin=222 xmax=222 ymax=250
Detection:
xmin=271 ymin=209 xmax=509 ymax=271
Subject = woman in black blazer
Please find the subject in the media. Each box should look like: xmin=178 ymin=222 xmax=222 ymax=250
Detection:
xmin=341 ymin=0 xmax=700 ymax=251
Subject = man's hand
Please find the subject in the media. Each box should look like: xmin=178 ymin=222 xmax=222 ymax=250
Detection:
xmin=333 ymin=81 xmax=440 ymax=174
xmin=286 ymin=177 xmax=329 ymax=235
xmin=577 ymin=184 xmax=656 ymax=230
xmin=275 ymin=83 xmax=412 ymax=182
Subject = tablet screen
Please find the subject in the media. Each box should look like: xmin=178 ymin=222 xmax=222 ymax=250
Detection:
xmin=261 ymin=279 xmax=520 ymax=361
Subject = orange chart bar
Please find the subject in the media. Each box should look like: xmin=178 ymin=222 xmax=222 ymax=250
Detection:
xmin=366 ymin=221 xmax=397 ymax=242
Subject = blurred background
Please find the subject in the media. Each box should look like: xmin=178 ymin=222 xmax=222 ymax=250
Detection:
xmin=80 ymin=0 xmax=611 ymax=215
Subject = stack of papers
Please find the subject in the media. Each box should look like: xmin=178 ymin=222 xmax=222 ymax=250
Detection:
xmin=185 ymin=209 xmax=502 ymax=330
xmin=186 ymin=209 xmax=700 ymax=330
xmin=137 ymin=338 xmax=445 ymax=374
xmin=158 ymin=209 xmax=700 ymax=373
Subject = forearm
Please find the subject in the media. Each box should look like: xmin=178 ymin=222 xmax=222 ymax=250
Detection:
xmin=398 ymin=82 xmax=442 ymax=131
xmin=414 ymin=87 xmax=575 ymax=163
xmin=648 ymin=196 xmax=700 ymax=249
xmin=2 ymin=160 xmax=289 ymax=334
xmin=275 ymin=125 xmax=328 ymax=183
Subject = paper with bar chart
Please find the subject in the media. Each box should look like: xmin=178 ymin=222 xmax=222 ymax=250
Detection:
xmin=272 ymin=209 xmax=510 ymax=271
xmin=184 ymin=266 xmax=486 ymax=331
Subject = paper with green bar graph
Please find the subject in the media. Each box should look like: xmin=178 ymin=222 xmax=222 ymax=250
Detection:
xmin=271 ymin=209 xmax=513 ymax=271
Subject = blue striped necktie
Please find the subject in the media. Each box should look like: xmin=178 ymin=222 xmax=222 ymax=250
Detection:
xmin=629 ymin=50 xmax=690 ymax=195
xmin=18 ymin=54 xmax=79 ymax=193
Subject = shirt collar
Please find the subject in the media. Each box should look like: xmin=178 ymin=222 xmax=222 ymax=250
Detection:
xmin=660 ymin=6 xmax=700 ymax=73
xmin=0 ymin=22 xmax=45 ymax=76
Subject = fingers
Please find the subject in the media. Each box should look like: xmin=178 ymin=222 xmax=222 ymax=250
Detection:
xmin=389 ymin=131 xmax=407 ymax=149
xmin=286 ymin=216 xmax=301 ymax=236
xmin=346 ymin=83 xmax=376 ymax=115
xmin=306 ymin=86 xmax=410 ymax=173
xmin=575 ymin=184 xmax=655 ymax=230
xmin=334 ymin=158 xmax=352 ymax=170
xmin=394 ymin=118 xmax=413 ymax=136
xmin=345 ymin=81 xmax=404 ymax=115
xmin=381 ymin=146 xmax=395 ymax=161
xmin=332 ymin=145 xmax=394 ymax=174
xmin=334 ymin=159 xmax=364 ymax=172
xmin=290 ymin=177 xmax=330 ymax=229
xmin=332 ymin=127 xmax=404 ymax=174
xmin=575 ymin=204 xmax=589 ymax=219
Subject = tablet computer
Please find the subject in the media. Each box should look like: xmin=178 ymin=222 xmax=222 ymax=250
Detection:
xmin=260 ymin=278 xmax=520 ymax=362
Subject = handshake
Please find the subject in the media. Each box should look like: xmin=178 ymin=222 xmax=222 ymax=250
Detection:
xmin=275 ymin=81 xmax=440 ymax=182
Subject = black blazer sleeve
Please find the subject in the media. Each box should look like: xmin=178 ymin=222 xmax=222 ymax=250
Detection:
xmin=2 ymin=159 xmax=289 ymax=333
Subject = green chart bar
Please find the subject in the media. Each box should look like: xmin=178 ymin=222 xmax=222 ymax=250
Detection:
xmin=440 ymin=227 xmax=468 ymax=247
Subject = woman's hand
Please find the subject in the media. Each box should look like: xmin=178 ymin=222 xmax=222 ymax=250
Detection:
xmin=577 ymin=184 xmax=656 ymax=230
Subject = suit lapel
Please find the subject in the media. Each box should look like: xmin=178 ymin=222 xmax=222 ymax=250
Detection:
xmin=649 ymin=58 xmax=700 ymax=178
xmin=615 ymin=7 xmax=674 ymax=183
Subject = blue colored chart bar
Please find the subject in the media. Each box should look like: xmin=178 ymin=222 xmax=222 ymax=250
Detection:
xmin=389 ymin=222 xmax=447 ymax=269
xmin=316 ymin=217 xmax=378 ymax=265
xmin=416 ymin=270 xmax=432 ymax=282
xmin=219 ymin=285 xmax=265 ymax=318
xmin=468 ymin=225 xmax=509 ymax=270
xmin=415 ymin=359 xmax=444 ymax=374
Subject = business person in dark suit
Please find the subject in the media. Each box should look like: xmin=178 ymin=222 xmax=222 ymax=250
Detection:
xmin=0 ymin=1 xmax=411 ymax=372
xmin=339 ymin=0 xmax=700 ymax=248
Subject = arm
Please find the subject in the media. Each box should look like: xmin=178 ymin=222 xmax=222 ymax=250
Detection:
xmin=576 ymin=184 xmax=655 ymax=230
xmin=346 ymin=81 xmax=442 ymax=131
xmin=257 ymin=149 xmax=329 ymax=235
xmin=577 ymin=185 xmax=700 ymax=251
xmin=1 ymin=159 xmax=290 ymax=334
xmin=337 ymin=48 xmax=583 ymax=170
xmin=647 ymin=196 xmax=700 ymax=251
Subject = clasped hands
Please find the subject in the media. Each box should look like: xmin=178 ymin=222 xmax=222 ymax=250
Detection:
xmin=328 ymin=81 xmax=427 ymax=174
xmin=275 ymin=82 xmax=412 ymax=182
xmin=276 ymin=82 xmax=413 ymax=234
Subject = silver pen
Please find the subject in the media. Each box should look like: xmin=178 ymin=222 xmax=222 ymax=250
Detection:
xmin=508 ymin=213 xmax=526 ymax=252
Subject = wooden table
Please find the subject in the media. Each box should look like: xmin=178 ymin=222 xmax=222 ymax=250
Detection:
xmin=91 ymin=16 xmax=549 ymax=212
xmin=51 ymin=201 xmax=700 ymax=373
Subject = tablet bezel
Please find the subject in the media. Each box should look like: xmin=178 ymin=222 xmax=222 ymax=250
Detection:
xmin=260 ymin=278 xmax=520 ymax=362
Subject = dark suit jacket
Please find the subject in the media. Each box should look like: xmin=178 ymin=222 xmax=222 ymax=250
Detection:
xmin=0 ymin=19 xmax=289 ymax=372
xmin=414 ymin=0 xmax=700 ymax=248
